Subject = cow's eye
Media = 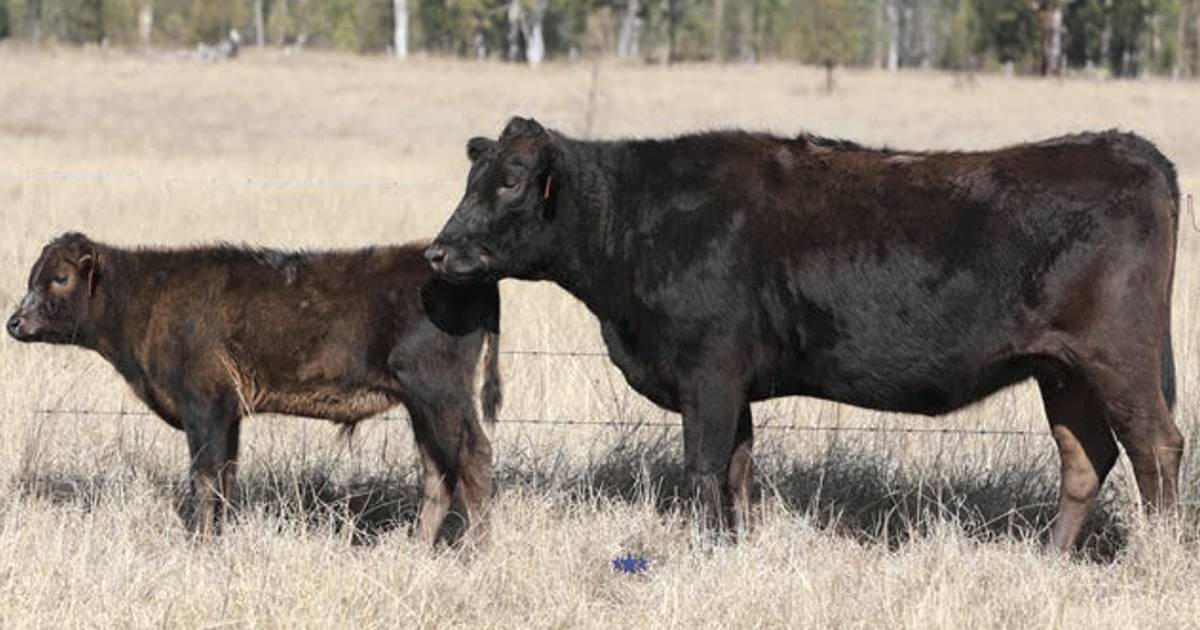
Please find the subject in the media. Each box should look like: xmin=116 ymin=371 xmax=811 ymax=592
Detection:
xmin=52 ymin=274 xmax=69 ymax=286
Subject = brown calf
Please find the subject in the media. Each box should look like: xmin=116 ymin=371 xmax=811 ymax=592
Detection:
xmin=8 ymin=233 xmax=501 ymax=544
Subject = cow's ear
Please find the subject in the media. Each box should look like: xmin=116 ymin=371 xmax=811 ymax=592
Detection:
xmin=539 ymin=139 xmax=566 ymax=221
xmin=467 ymin=137 xmax=495 ymax=163
xmin=77 ymin=253 xmax=97 ymax=297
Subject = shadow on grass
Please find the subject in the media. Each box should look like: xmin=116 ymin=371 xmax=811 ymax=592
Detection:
xmin=14 ymin=427 xmax=1128 ymax=561
xmin=498 ymin=427 xmax=1130 ymax=564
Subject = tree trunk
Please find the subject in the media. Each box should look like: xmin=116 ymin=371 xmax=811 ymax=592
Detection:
xmin=393 ymin=0 xmax=408 ymax=59
xmin=667 ymin=0 xmax=677 ymax=63
xmin=254 ymin=0 xmax=265 ymax=48
xmin=735 ymin=0 xmax=754 ymax=63
xmin=138 ymin=0 xmax=153 ymax=48
xmin=520 ymin=0 xmax=548 ymax=67
xmin=1194 ymin=0 xmax=1200 ymax=78
xmin=1150 ymin=13 xmax=1161 ymax=71
xmin=618 ymin=0 xmax=641 ymax=59
xmin=507 ymin=0 xmax=523 ymax=62
xmin=885 ymin=0 xmax=899 ymax=70
xmin=712 ymin=0 xmax=724 ymax=61
xmin=648 ymin=0 xmax=672 ymax=64
xmin=1175 ymin=0 xmax=1188 ymax=78
xmin=1039 ymin=1 xmax=1063 ymax=76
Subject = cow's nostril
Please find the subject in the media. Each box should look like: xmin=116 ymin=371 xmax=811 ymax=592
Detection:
xmin=424 ymin=245 xmax=447 ymax=267
xmin=7 ymin=315 xmax=21 ymax=334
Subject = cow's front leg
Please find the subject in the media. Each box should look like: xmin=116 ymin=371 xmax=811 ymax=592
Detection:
xmin=181 ymin=392 xmax=240 ymax=541
xmin=680 ymin=367 xmax=750 ymax=537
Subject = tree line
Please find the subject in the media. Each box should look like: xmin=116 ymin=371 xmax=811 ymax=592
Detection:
xmin=1 ymin=0 xmax=1198 ymax=77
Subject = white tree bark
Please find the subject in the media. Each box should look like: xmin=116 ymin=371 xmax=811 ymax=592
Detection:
xmin=1194 ymin=0 xmax=1200 ymax=77
xmin=712 ymin=0 xmax=724 ymax=61
xmin=393 ymin=0 xmax=408 ymax=59
xmin=617 ymin=0 xmax=641 ymax=59
xmin=138 ymin=1 xmax=153 ymax=48
xmin=885 ymin=0 xmax=899 ymax=71
xmin=254 ymin=0 xmax=265 ymax=48
xmin=736 ymin=0 xmax=754 ymax=63
xmin=520 ymin=0 xmax=548 ymax=67
xmin=1040 ymin=1 xmax=1063 ymax=75
xmin=508 ymin=0 xmax=523 ymax=62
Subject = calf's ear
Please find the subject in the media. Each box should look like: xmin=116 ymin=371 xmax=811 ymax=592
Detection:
xmin=467 ymin=137 xmax=496 ymax=163
xmin=78 ymin=254 xmax=97 ymax=296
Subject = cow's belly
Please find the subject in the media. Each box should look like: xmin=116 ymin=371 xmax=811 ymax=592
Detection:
xmin=764 ymin=330 xmax=1035 ymax=416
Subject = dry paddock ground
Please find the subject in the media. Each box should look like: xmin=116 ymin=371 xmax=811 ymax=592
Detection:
xmin=0 ymin=47 xmax=1199 ymax=628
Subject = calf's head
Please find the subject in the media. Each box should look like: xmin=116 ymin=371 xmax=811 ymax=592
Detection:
xmin=8 ymin=232 xmax=100 ymax=344
xmin=426 ymin=117 xmax=563 ymax=283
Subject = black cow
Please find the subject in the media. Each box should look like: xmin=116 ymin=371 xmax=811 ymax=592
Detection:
xmin=426 ymin=117 xmax=1181 ymax=552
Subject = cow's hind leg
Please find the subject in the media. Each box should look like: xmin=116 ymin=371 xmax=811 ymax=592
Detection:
xmin=410 ymin=404 xmax=456 ymax=546
xmin=1086 ymin=358 xmax=1183 ymax=518
xmin=415 ymin=441 xmax=455 ymax=546
xmin=220 ymin=418 xmax=241 ymax=524
xmin=728 ymin=404 xmax=754 ymax=539
xmin=1037 ymin=370 xmax=1118 ymax=553
xmin=455 ymin=410 xmax=494 ymax=547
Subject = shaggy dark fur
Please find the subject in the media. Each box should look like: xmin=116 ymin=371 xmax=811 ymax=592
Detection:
xmin=427 ymin=118 xmax=1180 ymax=552
xmin=9 ymin=233 xmax=501 ymax=544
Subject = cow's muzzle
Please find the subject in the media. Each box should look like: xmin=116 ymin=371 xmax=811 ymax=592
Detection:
xmin=6 ymin=312 xmax=34 ymax=341
xmin=424 ymin=243 xmax=489 ymax=284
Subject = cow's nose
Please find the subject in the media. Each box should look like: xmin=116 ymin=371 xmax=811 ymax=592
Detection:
xmin=6 ymin=314 xmax=22 ymax=336
xmin=424 ymin=245 xmax=447 ymax=268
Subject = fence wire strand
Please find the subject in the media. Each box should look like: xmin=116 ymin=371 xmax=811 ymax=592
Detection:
xmin=2 ymin=167 xmax=1052 ymax=441
xmin=11 ymin=407 xmax=1046 ymax=439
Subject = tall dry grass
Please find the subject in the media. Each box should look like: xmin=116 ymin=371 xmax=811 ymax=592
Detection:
xmin=0 ymin=48 xmax=1198 ymax=628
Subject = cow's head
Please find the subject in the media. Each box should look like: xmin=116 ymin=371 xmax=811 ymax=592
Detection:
xmin=426 ymin=117 xmax=564 ymax=283
xmin=7 ymin=232 xmax=101 ymax=345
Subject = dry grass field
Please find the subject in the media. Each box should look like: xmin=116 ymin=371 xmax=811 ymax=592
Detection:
xmin=1 ymin=47 xmax=1199 ymax=628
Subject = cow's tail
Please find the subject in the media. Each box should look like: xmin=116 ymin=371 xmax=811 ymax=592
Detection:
xmin=1141 ymin=135 xmax=1180 ymax=414
xmin=1162 ymin=327 xmax=1177 ymax=414
xmin=480 ymin=329 xmax=502 ymax=425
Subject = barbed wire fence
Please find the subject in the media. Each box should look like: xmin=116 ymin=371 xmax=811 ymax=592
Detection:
xmin=1 ymin=346 xmax=1050 ymax=441
xmin=8 ymin=166 xmax=1186 ymax=442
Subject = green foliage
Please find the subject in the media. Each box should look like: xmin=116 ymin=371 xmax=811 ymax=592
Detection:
xmin=1 ymin=0 xmax=1197 ymax=78
xmin=973 ymin=0 xmax=1040 ymax=70
xmin=943 ymin=0 xmax=982 ymax=70
xmin=5 ymin=0 xmax=25 ymax=39
xmin=100 ymin=0 xmax=138 ymax=45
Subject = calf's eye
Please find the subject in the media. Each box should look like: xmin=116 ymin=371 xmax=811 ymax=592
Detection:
xmin=53 ymin=275 xmax=68 ymax=286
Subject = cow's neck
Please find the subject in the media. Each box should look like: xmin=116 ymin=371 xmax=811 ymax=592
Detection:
xmin=85 ymin=247 xmax=139 ymax=370
xmin=546 ymin=139 xmax=641 ymax=322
